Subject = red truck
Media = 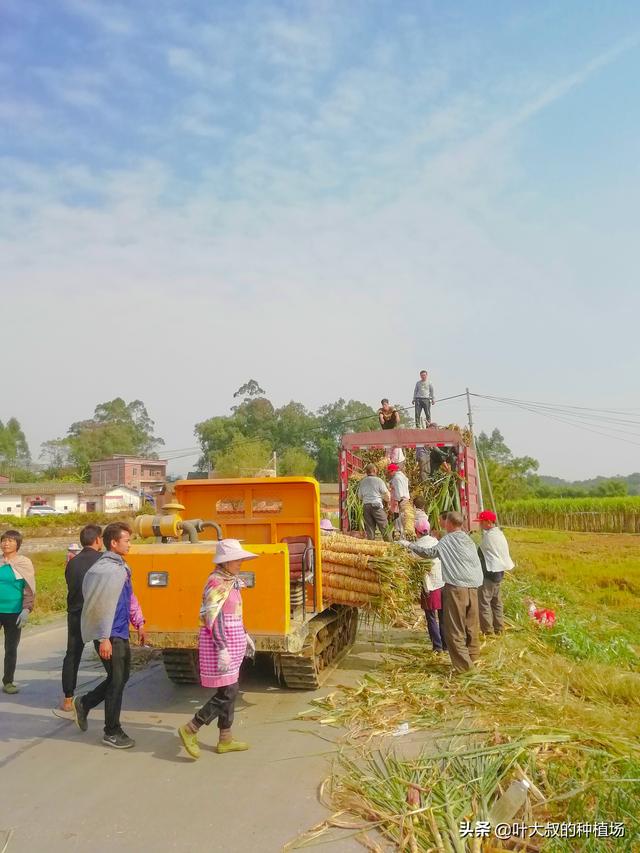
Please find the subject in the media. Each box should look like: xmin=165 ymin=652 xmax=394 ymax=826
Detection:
xmin=339 ymin=427 xmax=481 ymax=533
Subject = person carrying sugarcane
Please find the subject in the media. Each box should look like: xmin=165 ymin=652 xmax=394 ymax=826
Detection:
xmin=401 ymin=517 xmax=447 ymax=653
xmin=412 ymin=370 xmax=435 ymax=427
xmin=477 ymin=510 xmax=514 ymax=636
xmin=412 ymin=512 xmax=483 ymax=672
xmin=388 ymin=462 xmax=410 ymax=536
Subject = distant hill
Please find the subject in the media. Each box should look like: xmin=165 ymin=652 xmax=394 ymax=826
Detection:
xmin=538 ymin=473 xmax=640 ymax=495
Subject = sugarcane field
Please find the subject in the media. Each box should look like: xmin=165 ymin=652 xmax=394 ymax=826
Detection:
xmin=3 ymin=3 xmax=640 ymax=852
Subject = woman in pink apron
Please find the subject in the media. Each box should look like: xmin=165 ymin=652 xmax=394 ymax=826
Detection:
xmin=178 ymin=539 xmax=257 ymax=760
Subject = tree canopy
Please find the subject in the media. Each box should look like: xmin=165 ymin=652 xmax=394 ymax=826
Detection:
xmin=195 ymin=382 xmax=378 ymax=480
xmin=42 ymin=398 xmax=163 ymax=479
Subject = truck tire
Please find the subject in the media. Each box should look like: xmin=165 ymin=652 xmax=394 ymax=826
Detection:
xmin=162 ymin=649 xmax=200 ymax=684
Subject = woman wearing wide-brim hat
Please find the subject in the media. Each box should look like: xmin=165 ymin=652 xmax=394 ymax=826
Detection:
xmin=178 ymin=539 xmax=257 ymax=759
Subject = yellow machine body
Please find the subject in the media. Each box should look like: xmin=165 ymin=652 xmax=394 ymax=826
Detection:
xmin=127 ymin=478 xmax=323 ymax=654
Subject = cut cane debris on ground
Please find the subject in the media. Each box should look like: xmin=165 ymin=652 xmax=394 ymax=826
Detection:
xmin=292 ymin=529 xmax=640 ymax=851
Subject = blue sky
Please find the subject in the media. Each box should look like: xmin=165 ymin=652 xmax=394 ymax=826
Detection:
xmin=2 ymin=0 xmax=639 ymax=478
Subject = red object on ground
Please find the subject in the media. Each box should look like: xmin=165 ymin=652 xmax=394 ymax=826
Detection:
xmin=533 ymin=608 xmax=556 ymax=627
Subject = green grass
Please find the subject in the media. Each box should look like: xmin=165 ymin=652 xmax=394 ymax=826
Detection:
xmin=301 ymin=528 xmax=640 ymax=850
xmin=31 ymin=550 xmax=67 ymax=621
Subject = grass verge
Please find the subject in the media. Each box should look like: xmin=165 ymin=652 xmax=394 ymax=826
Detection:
xmin=294 ymin=529 xmax=640 ymax=851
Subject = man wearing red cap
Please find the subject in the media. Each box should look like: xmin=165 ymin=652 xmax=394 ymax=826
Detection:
xmin=477 ymin=511 xmax=514 ymax=636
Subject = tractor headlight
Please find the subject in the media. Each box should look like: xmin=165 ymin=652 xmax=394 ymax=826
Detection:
xmin=148 ymin=571 xmax=168 ymax=587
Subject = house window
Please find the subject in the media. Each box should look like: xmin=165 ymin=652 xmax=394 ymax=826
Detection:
xmin=63 ymin=506 xmax=68 ymax=511
xmin=132 ymin=468 xmax=138 ymax=476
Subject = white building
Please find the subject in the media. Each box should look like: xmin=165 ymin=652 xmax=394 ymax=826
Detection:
xmin=0 ymin=483 xmax=143 ymax=517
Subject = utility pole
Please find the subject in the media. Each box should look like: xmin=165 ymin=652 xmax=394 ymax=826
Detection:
xmin=466 ymin=388 xmax=484 ymax=511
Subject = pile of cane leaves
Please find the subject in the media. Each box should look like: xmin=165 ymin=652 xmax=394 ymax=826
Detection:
xmin=293 ymin=548 xmax=640 ymax=851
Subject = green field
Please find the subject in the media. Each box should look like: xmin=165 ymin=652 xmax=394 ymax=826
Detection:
xmin=303 ymin=528 xmax=640 ymax=851
xmin=30 ymin=550 xmax=67 ymax=621
xmin=499 ymin=496 xmax=640 ymax=533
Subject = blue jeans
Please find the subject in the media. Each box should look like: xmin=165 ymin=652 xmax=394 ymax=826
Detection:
xmin=425 ymin=609 xmax=446 ymax=651
xmin=415 ymin=398 xmax=432 ymax=427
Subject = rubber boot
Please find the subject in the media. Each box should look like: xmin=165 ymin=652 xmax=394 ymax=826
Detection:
xmin=215 ymin=728 xmax=248 ymax=754
xmin=178 ymin=724 xmax=201 ymax=759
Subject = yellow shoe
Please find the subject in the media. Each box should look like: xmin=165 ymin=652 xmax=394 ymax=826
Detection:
xmin=215 ymin=739 xmax=249 ymax=754
xmin=178 ymin=725 xmax=200 ymax=759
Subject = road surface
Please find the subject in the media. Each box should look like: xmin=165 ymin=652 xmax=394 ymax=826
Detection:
xmin=0 ymin=620 xmax=381 ymax=853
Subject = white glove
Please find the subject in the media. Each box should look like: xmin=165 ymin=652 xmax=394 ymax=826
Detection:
xmin=16 ymin=609 xmax=30 ymax=629
xmin=218 ymin=647 xmax=231 ymax=673
xmin=245 ymin=634 xmax=256 ymax=659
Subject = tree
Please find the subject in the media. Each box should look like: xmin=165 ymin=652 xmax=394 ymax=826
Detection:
xmin=195 ymin=386 xmax=379 ymax=483
xmin=233 ymin=379 xmax=265 ymax=401
xmin=0 ymin=418 xmax=31 ymax=468
xmin=45 ymin=398 xmax=164 ymax=480
xmin=476 ymin=428 xmax=538 ymax=503
xmin=278 ymin=447 xmax=316 ymax=476
xmin=214 ymin=437 xmax=273 ymax=477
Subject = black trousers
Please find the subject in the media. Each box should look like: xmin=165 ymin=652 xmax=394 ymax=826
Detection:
xmin=62 ymin=610 xmax=85 ymax=698
xmin=82 ymin=638 xmax=131 ymax=735
xmin=0 ymin=612 xmax=21 ymax=685
xmin=195 ymin=682 xmax=239 ymax=730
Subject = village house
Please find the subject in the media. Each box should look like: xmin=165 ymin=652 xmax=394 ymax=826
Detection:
xmin=90 ymin=455 xmax=167 ymax=494
xmin=0 ymin=483 xmax=143 ymax=517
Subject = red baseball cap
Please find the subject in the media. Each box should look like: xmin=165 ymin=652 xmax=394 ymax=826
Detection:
xmin=387 ymin=463 xmax=399 ymax=472
xmin=478 ymin=510 xmax=497 ymax=522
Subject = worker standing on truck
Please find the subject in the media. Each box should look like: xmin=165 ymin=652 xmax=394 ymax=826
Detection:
xmin=73 ymin=522 xmax=146 ymax=749
xmin=357 ymin=464 xmax=391 ymax=541
xmin=58 ymin=524 xmax=103 ymax=715
xmin=412 ymin=370 xmax=435 ymax=427
xmin=178 ymin=539 xmax=258 ymax=760
xmin=413 ymin=512 xmax=483 ymax=672
xmin=378 ymin=399 xmax=400 ymax=429
xmin=477 ymin=510 xmax=514 ymax=636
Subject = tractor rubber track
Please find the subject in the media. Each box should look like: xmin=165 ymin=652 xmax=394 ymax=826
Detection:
xmin=277 ymin=606 xmax=358 ymax=689
xmin=162 ymin=649 xmax=200 ymax=684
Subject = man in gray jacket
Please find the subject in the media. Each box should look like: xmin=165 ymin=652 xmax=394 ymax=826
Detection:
xmin=357 ymin=464 xmax=391 ymax=541
xmin=413 ymin=511 xmax=483 ymax=672
xmin=413 ymin=370 xmax=435 ymax=427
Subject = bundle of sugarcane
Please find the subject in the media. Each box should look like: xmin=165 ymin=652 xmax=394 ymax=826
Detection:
xmin=322 ymin=561 xmax=381 ymax=584
xmin=327 ymin=533 xmax=389 ymax=555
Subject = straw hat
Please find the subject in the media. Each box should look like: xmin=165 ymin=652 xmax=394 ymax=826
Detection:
xmin=67 ymin=543 xmax=82 ymax=552
xmin=320 ymin=518 xmax=337 ymax=532
xmin=214 ymin=538 xmax=257 ymax=564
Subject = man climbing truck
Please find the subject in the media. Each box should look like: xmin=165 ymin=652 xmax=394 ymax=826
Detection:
xmin=126 ymin=477 xmax=357 ymax=689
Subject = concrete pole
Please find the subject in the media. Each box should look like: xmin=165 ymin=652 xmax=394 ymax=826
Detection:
xmin=466 ymin=387 xmax=484 ymax=511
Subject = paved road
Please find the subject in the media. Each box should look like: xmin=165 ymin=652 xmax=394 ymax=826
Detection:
xmin=0 ymin=621 xmax=381 ymax=853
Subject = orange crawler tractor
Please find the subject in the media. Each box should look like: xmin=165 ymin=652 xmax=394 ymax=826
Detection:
xmin=127 ymin=477 xmax=357 ymax=688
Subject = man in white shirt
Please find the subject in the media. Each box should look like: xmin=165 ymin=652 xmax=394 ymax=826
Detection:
xmin=388 ymin=462 xmax=410 ymax=535
xmin=477 ymin=510 xmax=515 ymax=635
xmin=357 ymin=464 xmax=391 ymax=541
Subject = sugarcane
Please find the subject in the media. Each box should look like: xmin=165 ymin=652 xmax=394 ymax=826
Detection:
xmin=322 ymin=562 xmax=382 ymax=584
xmin=323 ymin=573 xmax=382 ymax=595
xmin=321 ymin=550 xmax=371 ymax=570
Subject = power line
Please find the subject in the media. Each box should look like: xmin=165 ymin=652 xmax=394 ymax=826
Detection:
xmin=471 ymin=393 xmax=640 ymax=449
xmin=162 ymin=393 xmax=468 ymax=464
